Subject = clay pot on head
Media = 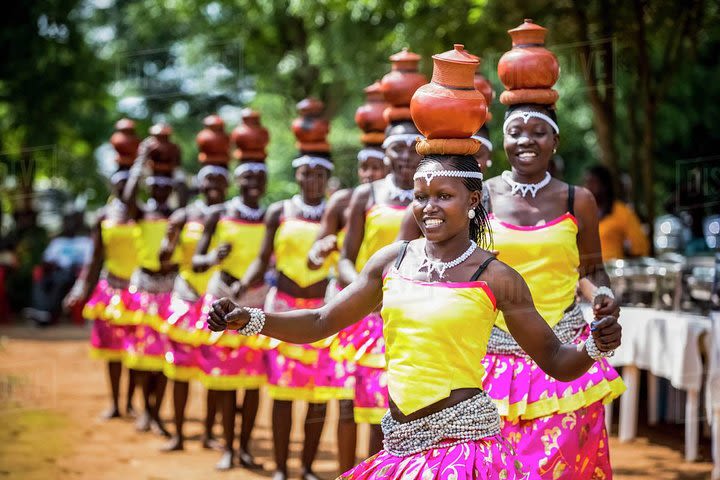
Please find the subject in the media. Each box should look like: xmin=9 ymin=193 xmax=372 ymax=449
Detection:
xmin=498 ymin=19 xmax=559 ymax=91
xmin=410 ymin=44 xmax=487 ymax=139
xmin=355 ymin=81 xmax=388 ymax=134
xmin=291 ymin=97 xmax=330 ymax=152
xmin=110 ymin=118 xmax=140 ymax=167
xmin=196 ymin=114 xmax=230 ymax=165
xmin=231 ymin=108 xmax=269 ymax=161
xmin=381 ymin=48 xmax=428 ymax=108
xmin=145 ymin=125 xmax=180 ymax=173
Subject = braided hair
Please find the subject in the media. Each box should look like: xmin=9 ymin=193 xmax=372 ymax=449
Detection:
xmin=418 ymin=154 xmax=493 ymax=249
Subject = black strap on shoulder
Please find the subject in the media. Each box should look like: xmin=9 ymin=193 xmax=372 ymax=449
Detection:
xmin=470 ymin=256 xmax=496 ymax=281
xmin=567 ymin=185 xmax=575 ymax=216
xmin=394 ymin=241 xmax=410 ymax=269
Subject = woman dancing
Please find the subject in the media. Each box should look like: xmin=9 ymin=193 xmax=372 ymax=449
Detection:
xmin=191 ymin=110 xmax=271 ymax=470
xmin=160 ymin=116 xmax=231 ymax=452
xmin=481 ymin=20 xmax=625 ymax=479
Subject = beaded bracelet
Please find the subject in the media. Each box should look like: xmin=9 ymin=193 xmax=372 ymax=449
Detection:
xmin=237 ymin=308 xmax=265 ymax=336
xmin=307 ymin=246 xmax=325 ymax=267
xmin=582 ymin=336 xmax=615 ymax=361
xmin=592 ymin=286 xmax=615 ymax=303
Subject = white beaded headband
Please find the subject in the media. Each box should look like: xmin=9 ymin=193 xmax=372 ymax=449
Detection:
xmin=382 ymin=133 xmax=425 ymax=149
xmin=145 ymin=175 xmax=174 ymax=187
xmin=110 ymin=170 xmax=130 ymax=185
xmin=291 ymin=155 xmax=334 ymax=171
xmin=357 ymin=148 xmax=384 ymax=163
xmin=471 ymin=135 xmax=493 ymax=152
xmin=503 ymin=111 xmax=560 ymax=135
xmin=234 ymin=162 xmax=267 ymax=176
xmin=197 ymin=165 xmax=229 ymax=182
xmin=413 ymin=170 xmax=484 ymax=185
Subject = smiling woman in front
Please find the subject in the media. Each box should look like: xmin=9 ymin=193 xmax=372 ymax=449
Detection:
xmin=205 ymin=43 xmax=621 ymax=480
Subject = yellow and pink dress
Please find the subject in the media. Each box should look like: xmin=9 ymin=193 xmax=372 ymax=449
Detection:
xmin=331 ymin=203 xmax=406 ymax=423
xmin=342 ymin=241 xmax=527 ymax=480
xmin=481 ymin=194 xmax=625 ymax=479
xmin=265 ymin=208 xmax=352 ymax=402
xmin=85 ymin=218 xmax=139 ymax=361
xmin=163 ymin=219 xmax=213 ymax=382
xmin=195 ymin=216 xmax=267 ymax=390
xmin=117 ymin=218 xmax=175 ymax=372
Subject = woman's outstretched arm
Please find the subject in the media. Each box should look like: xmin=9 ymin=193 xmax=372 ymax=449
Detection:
xmin=208 ymin=242 xmax=402 ymax=344
xmin=489 ymin=259 xmax=621 ymax=382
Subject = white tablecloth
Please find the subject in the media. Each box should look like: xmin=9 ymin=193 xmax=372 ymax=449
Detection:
xmin=608 ymin=307 xmax=711 ymax=392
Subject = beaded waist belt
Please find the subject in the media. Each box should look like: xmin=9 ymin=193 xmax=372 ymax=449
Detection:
xmin=103 ymin=270 xmax=130 ymax=290
xmin=173 ymin=275 xmax=200 ymax=303
xmin=131 ymin=269 xmax=176 ymax=294
xmin=381 ymin=391 xmax=501 ymax=457
xmin=486 ymin=303 xmax=586 ymax=357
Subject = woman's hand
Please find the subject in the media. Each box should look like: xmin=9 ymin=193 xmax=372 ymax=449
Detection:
xmin=590 ymin=315 xmax=622 ymax=352
xmin=593 ymin=293 xmax=620 ymax=321
xmin=207 ymin=298 xmax=250 ymax=331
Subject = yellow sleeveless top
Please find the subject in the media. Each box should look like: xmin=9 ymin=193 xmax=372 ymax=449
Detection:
xmin=136 ymin=219 xmax=170 ymax=271
xmin=216 ymin=218 xmax=265 ymax=280
xmin=177 ymin=221 xmax=213 ymax=295
xmin=275 ymin=217 xmax=332 ymax=288
xmin=355 ymin=204 xmax=407 ymax=272
xmin=382 ymin=268 xmax=498 ymax=415
xmin=101 ymin=220 xmax=139 ymax=280
xmin=491 ymin=213 xmax=579 ymax=332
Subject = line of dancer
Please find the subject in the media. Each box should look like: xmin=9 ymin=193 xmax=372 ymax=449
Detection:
xmin=70 ymin=18 xmax=624 ymax=480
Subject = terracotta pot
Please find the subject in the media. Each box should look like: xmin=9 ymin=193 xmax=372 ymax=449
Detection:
xmin=355 ymin=81 xmax=388 ymax=134
xmin=145 ymin=128 xmax=180 ymax=173
xmin=231 ymin=108 xmax=269 ymax=160
xmin=291 ymin=97 xmax=330 ymax=147
xmin=498 ymin=19 xmax=559 ymax=91
xmin=196 ymin=114 xmax=230 ymax=164
xmin=410 ymin=44 xmax=487 ymax=139
xmin=110 ymin=118 xmax=140 ymax=167
xmin=381 ymin=48 xmax=428 ymax=108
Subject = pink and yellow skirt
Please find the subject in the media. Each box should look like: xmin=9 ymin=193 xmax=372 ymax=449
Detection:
xmin=265 ymin=287 xmax=352 ymax=403
xmin=163 ymin=294 xmax=204 ymax=382
xmin=481 ymin=326 xmax=625 ymax=479
xmin=340 ymin=436 xmax=528 ymax=480
xmin=193 ymin=291 xmax=267 ymax=391
xmin=114 ymin=285 xmax=172 ymax=373
xmin=84 ymin=278 xmax=127 ymax=362
xmin=331 ymin=311 xmax=388 ymax=422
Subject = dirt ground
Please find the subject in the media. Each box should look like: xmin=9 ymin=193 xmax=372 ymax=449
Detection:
xmin=0 ymin=324 xmax=714 ymax=480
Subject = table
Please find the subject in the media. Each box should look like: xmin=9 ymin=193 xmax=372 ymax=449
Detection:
xmin=585 ymin=306 xmax=713 ymax=463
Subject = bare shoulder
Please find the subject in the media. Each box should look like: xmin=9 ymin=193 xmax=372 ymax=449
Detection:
xmin=265 ymin=201 xmax=285 ymax=226
xmin=364 ymin=241 xmax=407 ymax=277
xmin=327 ymin=188 xmax=353 ymax=211
xmin=483 ymin=256 xmax=527 ymax=302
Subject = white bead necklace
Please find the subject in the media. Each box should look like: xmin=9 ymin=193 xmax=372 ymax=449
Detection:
xmin=386 ymin=175 xmax=414 ymax=203
xmin=292 ymin=194 xmax=325 ymax=220
xmin=192 ymin=199 xmax=212 ymax=217
xmin=501 ymin=170 xmax=551 ymax=198
xmin=419 ymin=240 xmax=477 ymax=280
xmin=231 ymin=196 xmax=265 ymax=221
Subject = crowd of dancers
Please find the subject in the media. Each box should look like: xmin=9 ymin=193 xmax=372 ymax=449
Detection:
xmin=67 ymin=19 xmax=625 ymax=480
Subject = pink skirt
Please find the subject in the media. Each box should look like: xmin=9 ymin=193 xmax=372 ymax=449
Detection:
xmin=119 ymin=287 xmax=172 ymax=372
xmin=162 ymin=295 xmax=203 ymax=381
xmin=265 ymin=287 xmax=353 ymax=402
xmin=340 ymin=436 xmax=528 ymax=479
xmin=481 ymin=326 xmax=624 ymax=479
xmin=85 ymin=279 xmax=127 ymax=361
xmin=332 ymin=312 xmax=388 ymax=422
xmin=193 ymin=292 xmax=267 ymax=391
xmin=501 ymin=402 xmax=611 ymax=480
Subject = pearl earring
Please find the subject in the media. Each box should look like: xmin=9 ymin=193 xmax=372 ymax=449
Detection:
xmin=553 ymin=148 xmax=557 ymax=154
xmin=468 ymin=209 xmax=476 ymax=219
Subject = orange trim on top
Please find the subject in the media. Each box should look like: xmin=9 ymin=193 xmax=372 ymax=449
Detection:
xmin=489 ymin=212 xmax=577 ymax=231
